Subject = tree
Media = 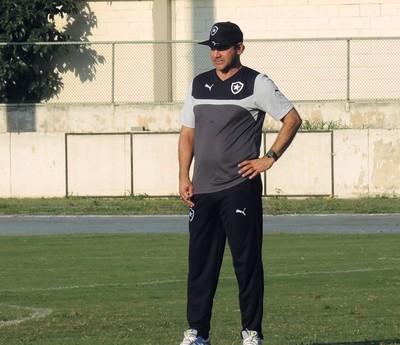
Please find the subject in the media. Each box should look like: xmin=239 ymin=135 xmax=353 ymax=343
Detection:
xmin=0 ymin=0 xmax=100 ymax=103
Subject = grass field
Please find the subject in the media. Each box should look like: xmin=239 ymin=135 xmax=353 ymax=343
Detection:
xmin=0 ymin=196 xmax=400 ymax=215
xmin=1 ymin=233 xmax=399 ymax=345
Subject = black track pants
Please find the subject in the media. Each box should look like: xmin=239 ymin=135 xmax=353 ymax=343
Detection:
xmin=186 ymin=176 xmax=264 ymax=339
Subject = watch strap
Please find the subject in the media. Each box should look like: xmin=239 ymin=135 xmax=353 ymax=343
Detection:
xmin=266 ymin=149 xmax=279 ymax=161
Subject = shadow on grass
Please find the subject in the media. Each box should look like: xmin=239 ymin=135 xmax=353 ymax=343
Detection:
xmin=313 ymin=339 xmax=400 ymax=345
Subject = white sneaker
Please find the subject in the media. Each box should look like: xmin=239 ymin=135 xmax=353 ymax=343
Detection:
xmin=242 ymin=330 xmax=262 ymax=345
xmin=180 ymin=329 xmax=211 ymax=345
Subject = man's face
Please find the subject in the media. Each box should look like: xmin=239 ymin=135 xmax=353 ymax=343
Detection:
xmin=210 ymin=43 xmax=243 ymax=73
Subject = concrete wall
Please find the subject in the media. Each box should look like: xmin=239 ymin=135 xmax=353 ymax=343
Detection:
xmin=0 ymin=133 xmax=66 ymax=198
xmin=77 ymin=1 xmax=400 ymax=42
xmin=1 ymin=102 xmax=399 ymax=199
xmin=1 ymin=130 xmax=399 ymax=198
xmin=48 ymin=2 xmax=400 ymax=104
xmin=1 ymin=101 xmax=399 ymax=134
xmin=2 ymin=1 xmax=399 ymax=199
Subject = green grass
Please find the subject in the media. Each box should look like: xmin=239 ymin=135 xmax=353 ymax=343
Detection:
xmin=0 ymin=196 xmax=399 ymax=215
xmin=1 ymin=233 xmax=399 ymax=345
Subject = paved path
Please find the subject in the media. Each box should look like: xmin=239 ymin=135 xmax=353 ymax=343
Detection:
xmin=0 ymin=214 xmax=399 ymax=235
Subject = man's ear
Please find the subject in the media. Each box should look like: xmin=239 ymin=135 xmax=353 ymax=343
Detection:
xmin=236 ymin=43 xmax=245 ymax=55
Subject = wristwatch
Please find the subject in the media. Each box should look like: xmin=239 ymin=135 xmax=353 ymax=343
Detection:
xmin=266 ymin=149 xmax=279 ymax=161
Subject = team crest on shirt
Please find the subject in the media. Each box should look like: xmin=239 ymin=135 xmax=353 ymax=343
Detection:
xmin=231 ymin=81 xmax=244 ymax=95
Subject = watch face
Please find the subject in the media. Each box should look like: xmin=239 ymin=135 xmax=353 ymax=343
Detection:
xmin=267 ymin=150 xmax=278 ymax=160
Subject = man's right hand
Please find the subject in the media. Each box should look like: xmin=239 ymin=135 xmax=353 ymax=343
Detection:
xmin=179 ymin=178 xmax=194 ymax=207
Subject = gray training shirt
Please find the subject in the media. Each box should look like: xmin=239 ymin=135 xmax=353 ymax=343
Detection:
xmin=179 ymin=66 xmax=294 ymax=194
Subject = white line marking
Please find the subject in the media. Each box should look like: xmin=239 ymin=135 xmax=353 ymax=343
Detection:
xmin=137 ymin=279 xmax=186 ymax=286
xmin=0 ymin=304 xmax=53 ymax=327
xmin=138 ymin=267 xmax=395 ymax=284
xmin=0 ymin=283 xmax=127 ymax=293
xmin=0 ymin=267 xmax=394 ymax=293
xmin=267 ymin=267 xmax=394 ymax=277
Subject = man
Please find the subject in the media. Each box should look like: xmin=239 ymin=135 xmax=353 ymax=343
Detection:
xmin=178 ymin=21 xmax=302 ymax=345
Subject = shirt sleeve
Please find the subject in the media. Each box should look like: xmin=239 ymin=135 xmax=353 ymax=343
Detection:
xmin=178 ymin=82 xmax=195 ymax=128
xmin=253 ymin=74 xmax=294 ymax=121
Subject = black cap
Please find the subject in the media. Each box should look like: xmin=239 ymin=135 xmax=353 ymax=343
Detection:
xmin=198 ymin=22 xmax=243 ymax=48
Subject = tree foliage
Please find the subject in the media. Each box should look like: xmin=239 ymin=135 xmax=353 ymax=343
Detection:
xmin=0 ymin=1 xmax=98 ymax=103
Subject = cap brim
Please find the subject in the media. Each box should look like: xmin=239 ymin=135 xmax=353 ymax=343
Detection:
xmin=198 ymin=40 xmax=212 ymax=46
xmin=198 ymin=40 xmax=236 ymax=47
